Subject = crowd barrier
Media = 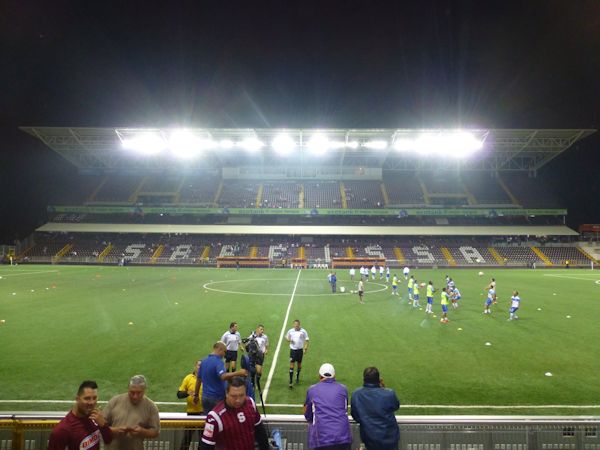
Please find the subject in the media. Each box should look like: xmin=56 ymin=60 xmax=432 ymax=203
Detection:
xmin=2 ymin=413 xmax=600 ymax=450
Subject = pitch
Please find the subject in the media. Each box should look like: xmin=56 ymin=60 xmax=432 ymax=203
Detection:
xmin=1 ymin=265 xmax=599 ymax=415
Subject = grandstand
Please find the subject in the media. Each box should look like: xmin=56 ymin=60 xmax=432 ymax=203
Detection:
xmin=12 ymin=127 xmax=597 ymax=268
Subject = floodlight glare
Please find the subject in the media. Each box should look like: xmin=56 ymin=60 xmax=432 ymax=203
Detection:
xmin=272 ymin=133 xmax=296 ymax=155
xmin=392 ymin=138 xmax=414 ymax=152
xmin=363 ymin=140 xmax=388 ymax=150
xmin=122 ymin=133 xmax=167 ymax=155
xmin=345 ymin=140 xmax=359 ymax=149
xmin=167 ymin=130 xmax=203 ymax=159
xmin=307 ymin=134 xmax=330 ymax=155
xmin=219 ymin=139 xmax=234 ymax=149
xmin=238 ymin=137 xmax=264 ymax=152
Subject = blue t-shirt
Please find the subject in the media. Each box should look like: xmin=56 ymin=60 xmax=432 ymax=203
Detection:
xmin=199 ymin=354 xmax=227 ymax=400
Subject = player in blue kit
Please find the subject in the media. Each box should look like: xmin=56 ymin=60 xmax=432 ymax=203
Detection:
xmin=509 ymin=290 xmax=521 ymax=320
xmin=484 ymin=287 xmax=496 ymax=314
xmin=450 ymin=287 xmax=461 ymax=309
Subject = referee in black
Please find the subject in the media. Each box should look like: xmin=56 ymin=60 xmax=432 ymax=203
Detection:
xmin=285 ymin=319 xmax=310 ymax=389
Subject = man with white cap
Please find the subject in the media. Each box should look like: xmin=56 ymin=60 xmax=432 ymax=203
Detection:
xmin=304 ymin=363 xmax=352 ymax=450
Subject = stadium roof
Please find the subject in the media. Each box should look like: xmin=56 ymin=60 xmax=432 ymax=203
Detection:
xmin=20 ymin=127 xmax=596 ymax=173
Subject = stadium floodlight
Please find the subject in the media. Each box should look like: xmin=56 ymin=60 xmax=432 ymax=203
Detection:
xmin=272 ymin=133 xmax=296 ymax=155
xmin=238 ymin=137 xmax=264 ymax=152
xmin=413 ymin=131 xmax=483 ymax=157
xmin=392 ymin=131 xmax=484 ymax=157
xmin=345 ymin=140 xmax=359 ymax=149
xmin=167 ymin=130 xmax=204 ymax=159
xmin=307 ymin=133 xmax=330 ymax=155
xmin=122 ymin=133 xmax=167 ymax=155
xmin=392 ymin=138 xmax=414 ymax=152
xmin=219 ymin=139 xmax=234 ymax=149
xmin=363 ymin=140 xmax=388 ymax=150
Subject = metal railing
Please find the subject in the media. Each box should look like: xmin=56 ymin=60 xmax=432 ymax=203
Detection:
xmin=2 ymin=413 xmax=600 ymax=450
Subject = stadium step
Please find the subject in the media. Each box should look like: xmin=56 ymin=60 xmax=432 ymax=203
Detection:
xmin=497 ymin=174 xmax=521 ymax=206
xmin=380 ymin=182 xmax=390 ymax=206
xmin=98 ymin=244 xmax=113 ymax=262
xmin=200 ymin=245 xmax=211 ymax=262
xmin=298 ymin=246 xmax=305 ymax=259
xmin=488 ymin=247 xmax=506 ymax=265
xmin=298 ymin=184 xmax=305 ymax=208
xmin=213 ymin=180 xmax=224 ymax=205
xmin=531 ymin=246 xmax=553 ymax=266
xmin=151 ymin=245 xmax=164 ymax=264
xmin=417 ymin=176 xmax=431 ymax=204
xmin=256 ymin=183 xmax=263 ymax=206
xmin=87 ymin=175 xmax=108 ymax=202
xmin=576 ymin=246 xmax=597 ymax=263
xmin=129 ymin=176 xmax=147 ymax=202
xmin=393 ymin=247 xmax=405 ymax=263
xmin=440 ymin=247 xmax=457 ymax=266
xmin=53 ymin=244 xmax=74 ymax=262
xmin=339 ymin=182 xmax=348 ymax=208
xmin=346 ymin=246 xmax=354 ymax=258
xmin=250 ymin=246 xmax=258 ymax=258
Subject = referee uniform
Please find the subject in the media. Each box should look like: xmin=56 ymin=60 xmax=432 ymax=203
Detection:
xmin=286 ymin=322 xmax=309 ymax=387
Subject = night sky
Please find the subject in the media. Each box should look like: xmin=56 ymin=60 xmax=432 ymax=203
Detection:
xmin=1 ymin=1 xmax=599 ymax=242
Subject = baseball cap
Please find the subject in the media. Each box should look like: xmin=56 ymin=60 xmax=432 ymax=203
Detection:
xmin=319 ymin=363 xmax=335 ymax=379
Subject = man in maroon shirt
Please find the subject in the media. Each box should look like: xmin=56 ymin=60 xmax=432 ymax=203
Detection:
xmin=47 ymin=380 xmax=112 ymax=450
xmin=200 ymin=377 xmax=269 ymax=450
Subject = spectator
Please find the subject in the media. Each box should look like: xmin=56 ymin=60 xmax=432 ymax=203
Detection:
xmin=176 ymin=360 xmax=203 ymax=450
xmin=47 ymin=380 xmax=112 ymax=450
xmin=104 ymin=375 xmax=160 ymax=450
xmin=194 ymin=341 xmax=247 ymax=412
xmin=304 ymin=363 xmax=352 ymax=450
xmin=351 ymin=367 xmax=400 ymax=450
xmin=200 ymin=377 xmax=269 ymax=450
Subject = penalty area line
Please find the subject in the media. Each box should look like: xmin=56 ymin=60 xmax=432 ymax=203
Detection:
xmin=262 ymin=269 xmax=303 ymax=402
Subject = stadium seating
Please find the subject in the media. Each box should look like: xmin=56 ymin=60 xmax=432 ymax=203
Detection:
xmin=343 ymin=181 xmax=385 ymax=208
xmin=218 ymin=180 xmax=259 ymax=208
xmin=20 ymin=232 xmax=592 ymax=268
xmin=384 ymin=173 xmax=425 ymax=205
xmin=303 ymin=181 xmax=341 ymax=208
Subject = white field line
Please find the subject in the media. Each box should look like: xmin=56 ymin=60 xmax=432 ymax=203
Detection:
xmin=0 ymin=270 xmax=60 ymax=277
xmin=543 ymin=274 xmax=600 ymax=282
xmin=262 ymin=269 xmax=303 ymax=402
xmin=2 ymin=400 xmax=600 ymax=410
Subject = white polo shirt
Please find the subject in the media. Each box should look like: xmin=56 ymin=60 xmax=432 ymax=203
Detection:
xmin=287 ymin=328 xmax=309 ymax=350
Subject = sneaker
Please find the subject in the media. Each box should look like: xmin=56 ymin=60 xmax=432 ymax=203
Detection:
xmin=288 ymin=383 xmax=293 ymax=389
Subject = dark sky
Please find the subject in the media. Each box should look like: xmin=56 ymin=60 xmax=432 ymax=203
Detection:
xmin=1 ymin=0 xmax=599 ymax=241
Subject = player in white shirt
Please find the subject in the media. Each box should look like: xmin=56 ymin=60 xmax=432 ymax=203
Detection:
xmin=484 ymin=287 xmax=496 ymax=314
xmin=379 ymin=265 xmax=385 ymax=279
xmin=386 ymin=266 xmax=390 ymax=283
xmin=360 ymin=266 xmax=367 ymax=280
xmin=285 ymin=320 xmax=310 ymax=388
xmin=371 ymin=265 xmax=377 ymax=280
xmin=349 ymin=267 xmax=356 ymax=280
xmin=403 ymin=266 xmax=410 ymax=280
xmin=509 ymin=291 xmax=521 ymax=320
xmin=221 ymin=322 xmax=242 ymax=372
xmin=358 ymin=279 xmax=365 ymax=304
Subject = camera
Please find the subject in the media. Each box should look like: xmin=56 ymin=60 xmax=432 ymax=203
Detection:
xmin=242 ymin=335 xmax=260 ymax=361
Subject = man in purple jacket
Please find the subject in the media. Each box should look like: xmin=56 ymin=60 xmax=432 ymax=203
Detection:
xmin=304 ymin=363 xmax=352 ymax=450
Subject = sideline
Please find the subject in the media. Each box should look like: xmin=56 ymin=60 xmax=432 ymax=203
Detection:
xmin=262 ymin=269 xmax=303 ymax=401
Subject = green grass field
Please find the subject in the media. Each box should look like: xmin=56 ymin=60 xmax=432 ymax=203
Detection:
xmin=1 ymin=264 xmax=600 ymax=415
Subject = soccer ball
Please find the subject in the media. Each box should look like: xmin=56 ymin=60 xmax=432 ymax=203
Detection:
xmin=340 ymin=287 xmax=346 ymax=293
xmin=478 ymin=271 xmax=484 ymax=276
xmin=420 ymin=282 xmax=426 ymax=287
xmin=476 ymin=258 xmax=481 ymax=263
